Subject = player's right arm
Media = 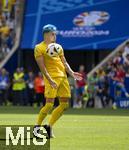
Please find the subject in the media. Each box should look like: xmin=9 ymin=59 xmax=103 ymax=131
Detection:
xmin=35 ymin=56 xmax=57 ymax=89
xmin=34 ymin=46 xmax=57 ymax=89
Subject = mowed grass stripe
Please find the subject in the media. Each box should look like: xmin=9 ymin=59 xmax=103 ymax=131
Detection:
xmin=0 ymin=107 xmax=129 ymax=150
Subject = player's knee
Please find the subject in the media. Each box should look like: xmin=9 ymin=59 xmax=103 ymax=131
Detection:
xmin=40 ymin=102 xmax=54 ymax=113
xmin=46 ymin=102 xmax=54 ymax=110
xmin=61 ymin=102 xmax=69 ymax=111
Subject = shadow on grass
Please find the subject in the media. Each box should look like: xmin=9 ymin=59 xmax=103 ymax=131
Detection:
xmin=0 ymin=106 xmax=129 ymax=116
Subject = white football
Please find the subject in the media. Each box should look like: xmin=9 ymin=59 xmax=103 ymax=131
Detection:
xmin=46 ymin=43 xmax=62 ymax=57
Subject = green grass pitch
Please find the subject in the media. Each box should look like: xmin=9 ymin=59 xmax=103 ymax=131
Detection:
xmin=0 ymin=106 xmax=129 ymax=150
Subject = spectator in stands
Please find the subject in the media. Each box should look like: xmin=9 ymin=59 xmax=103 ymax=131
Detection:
xmin=0 ymin=68 xmax=10 ymax=105
xmin=96 ymin=75 xmax=109 ymax=108
xmin=2 ymin=0 xmax=14 ymax=19
xmin=105 ymin=59 xmax=114 ymax=74
xmin=87 ymin=72 xmax=99 ymax=107
xmin=7 ymin=17 xmax=15 ymax=30
xmin=123 ymin=53 xmax=129 ymax=66
xmin=112 ymin=64 xmax=129 ymax=98
xmin=82 ymin=83 xmax=89 ymax=108
xmin=12 ymin=67 xmax=24 ymax=105
xmin=6 ymin=29 xmax=15 ymax=49
xmin=125 ymin=68 xmax=129 ymax=77
xmin=0 ymin=9 xmax=5 ymax=26
xmin=20 ymin=67 xmax=28 ymax=106
xmin=0 ymin=47 xmax=4 ymax=62
xmin=10 ymin=0 xmax=17 ymax=19
xmin=0 ymin=20 xmax=10 ymax=42
xmin=0 ymin=0 xmax=16 ymax=63
xmin=68 ymin=75 xmax=76 ymax=108
xmin=122 ymin=41 xmax=129 ymax=61
xmin=1 ymin=43 xmax=10 ymax=55
xmin=113 ymin=52 xmax=123 ymax=65
xmin=75 ymin=65 xmax=86 ymax=108
xmin=107 ymin=63 xmax=116 ymax=79
xmin=26 ymin=71 xmax=35 ymax=106
xmin=97 ymin=68 xmax=105 ymax=77
xmin=34 ymin=72 xmax=45 ymax=107
xmin=106 ymin=64 xmax=117 ymax=105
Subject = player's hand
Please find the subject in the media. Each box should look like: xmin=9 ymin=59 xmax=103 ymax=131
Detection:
xmin=73 ymin=72 xmax=83 ymax=81
xmin=49 ymin=79 xmax=58 ymax=89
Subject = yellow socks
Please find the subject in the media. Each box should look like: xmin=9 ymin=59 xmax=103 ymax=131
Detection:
xmin=37 ymin=102 xmax=53 ymax=125
xmin=49 ymin=102 xmax=69 ymax=127
xmin=37 ymin=101 xmax=69 ymax=126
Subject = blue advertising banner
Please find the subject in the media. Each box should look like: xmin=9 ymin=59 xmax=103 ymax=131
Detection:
xmin=116 ymin=98 xmax=129 ymax=108
xmin=21 ymin=0 xmax=129 ymax=50
xmin=110 ymin=77 xmax=129 ymax=108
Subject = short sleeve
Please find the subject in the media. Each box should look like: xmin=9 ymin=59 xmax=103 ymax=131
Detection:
xmin=34 ymin=46 xmax=43 ymax=58
xmin=58 ymin=45 xmax=64 ymax=56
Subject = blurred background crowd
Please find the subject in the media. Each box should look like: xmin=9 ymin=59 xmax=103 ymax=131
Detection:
xmin=0 ymin=0 xmax=16 ymax=62
xmin=0 ymin=40 xmax=129 ymax=108
xmin=0 ymin=0 xmax=129 ymax=109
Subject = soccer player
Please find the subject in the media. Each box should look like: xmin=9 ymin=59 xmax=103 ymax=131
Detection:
xmin=34 ymin=24 xmax=82 ymax=138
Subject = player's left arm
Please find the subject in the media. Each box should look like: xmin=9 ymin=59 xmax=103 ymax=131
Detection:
xmin=60 ymin=55 xmax=83 ymax=81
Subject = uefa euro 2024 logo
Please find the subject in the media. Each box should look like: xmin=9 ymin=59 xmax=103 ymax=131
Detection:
xmin=73 ymin=11 xmax=110 ymax=27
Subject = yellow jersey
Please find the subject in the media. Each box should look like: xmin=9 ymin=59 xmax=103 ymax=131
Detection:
xmin=2 ymin=0 xmax=16 ymax=12
xmin=34 ymin=41 xmax=66 ymax=78
xmin=12 ymin=72 xmax=24 ymax=91
xmin=0 ymin=26 xmax=10 ymax=36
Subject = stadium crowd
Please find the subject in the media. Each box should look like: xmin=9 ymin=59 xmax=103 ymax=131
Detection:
xmin=0 ymin=67 xmax=45 ymax=106
xmin=0 ymin=0 xmax=17 ymax=62
xmin=0 ymin=1 xmax=129 ymax=108
xmin=0 ymin=41 xmax=129 ymax=108
xmin=68 ymin=41 xmax=129 ymax=109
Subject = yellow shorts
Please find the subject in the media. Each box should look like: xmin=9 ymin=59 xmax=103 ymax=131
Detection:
xmin=44 ymin=77 xmax=71 ymax=98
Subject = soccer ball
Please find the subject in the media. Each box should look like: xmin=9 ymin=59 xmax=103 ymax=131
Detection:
xmin=46 ymin=43 xmax=62 ymax=57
